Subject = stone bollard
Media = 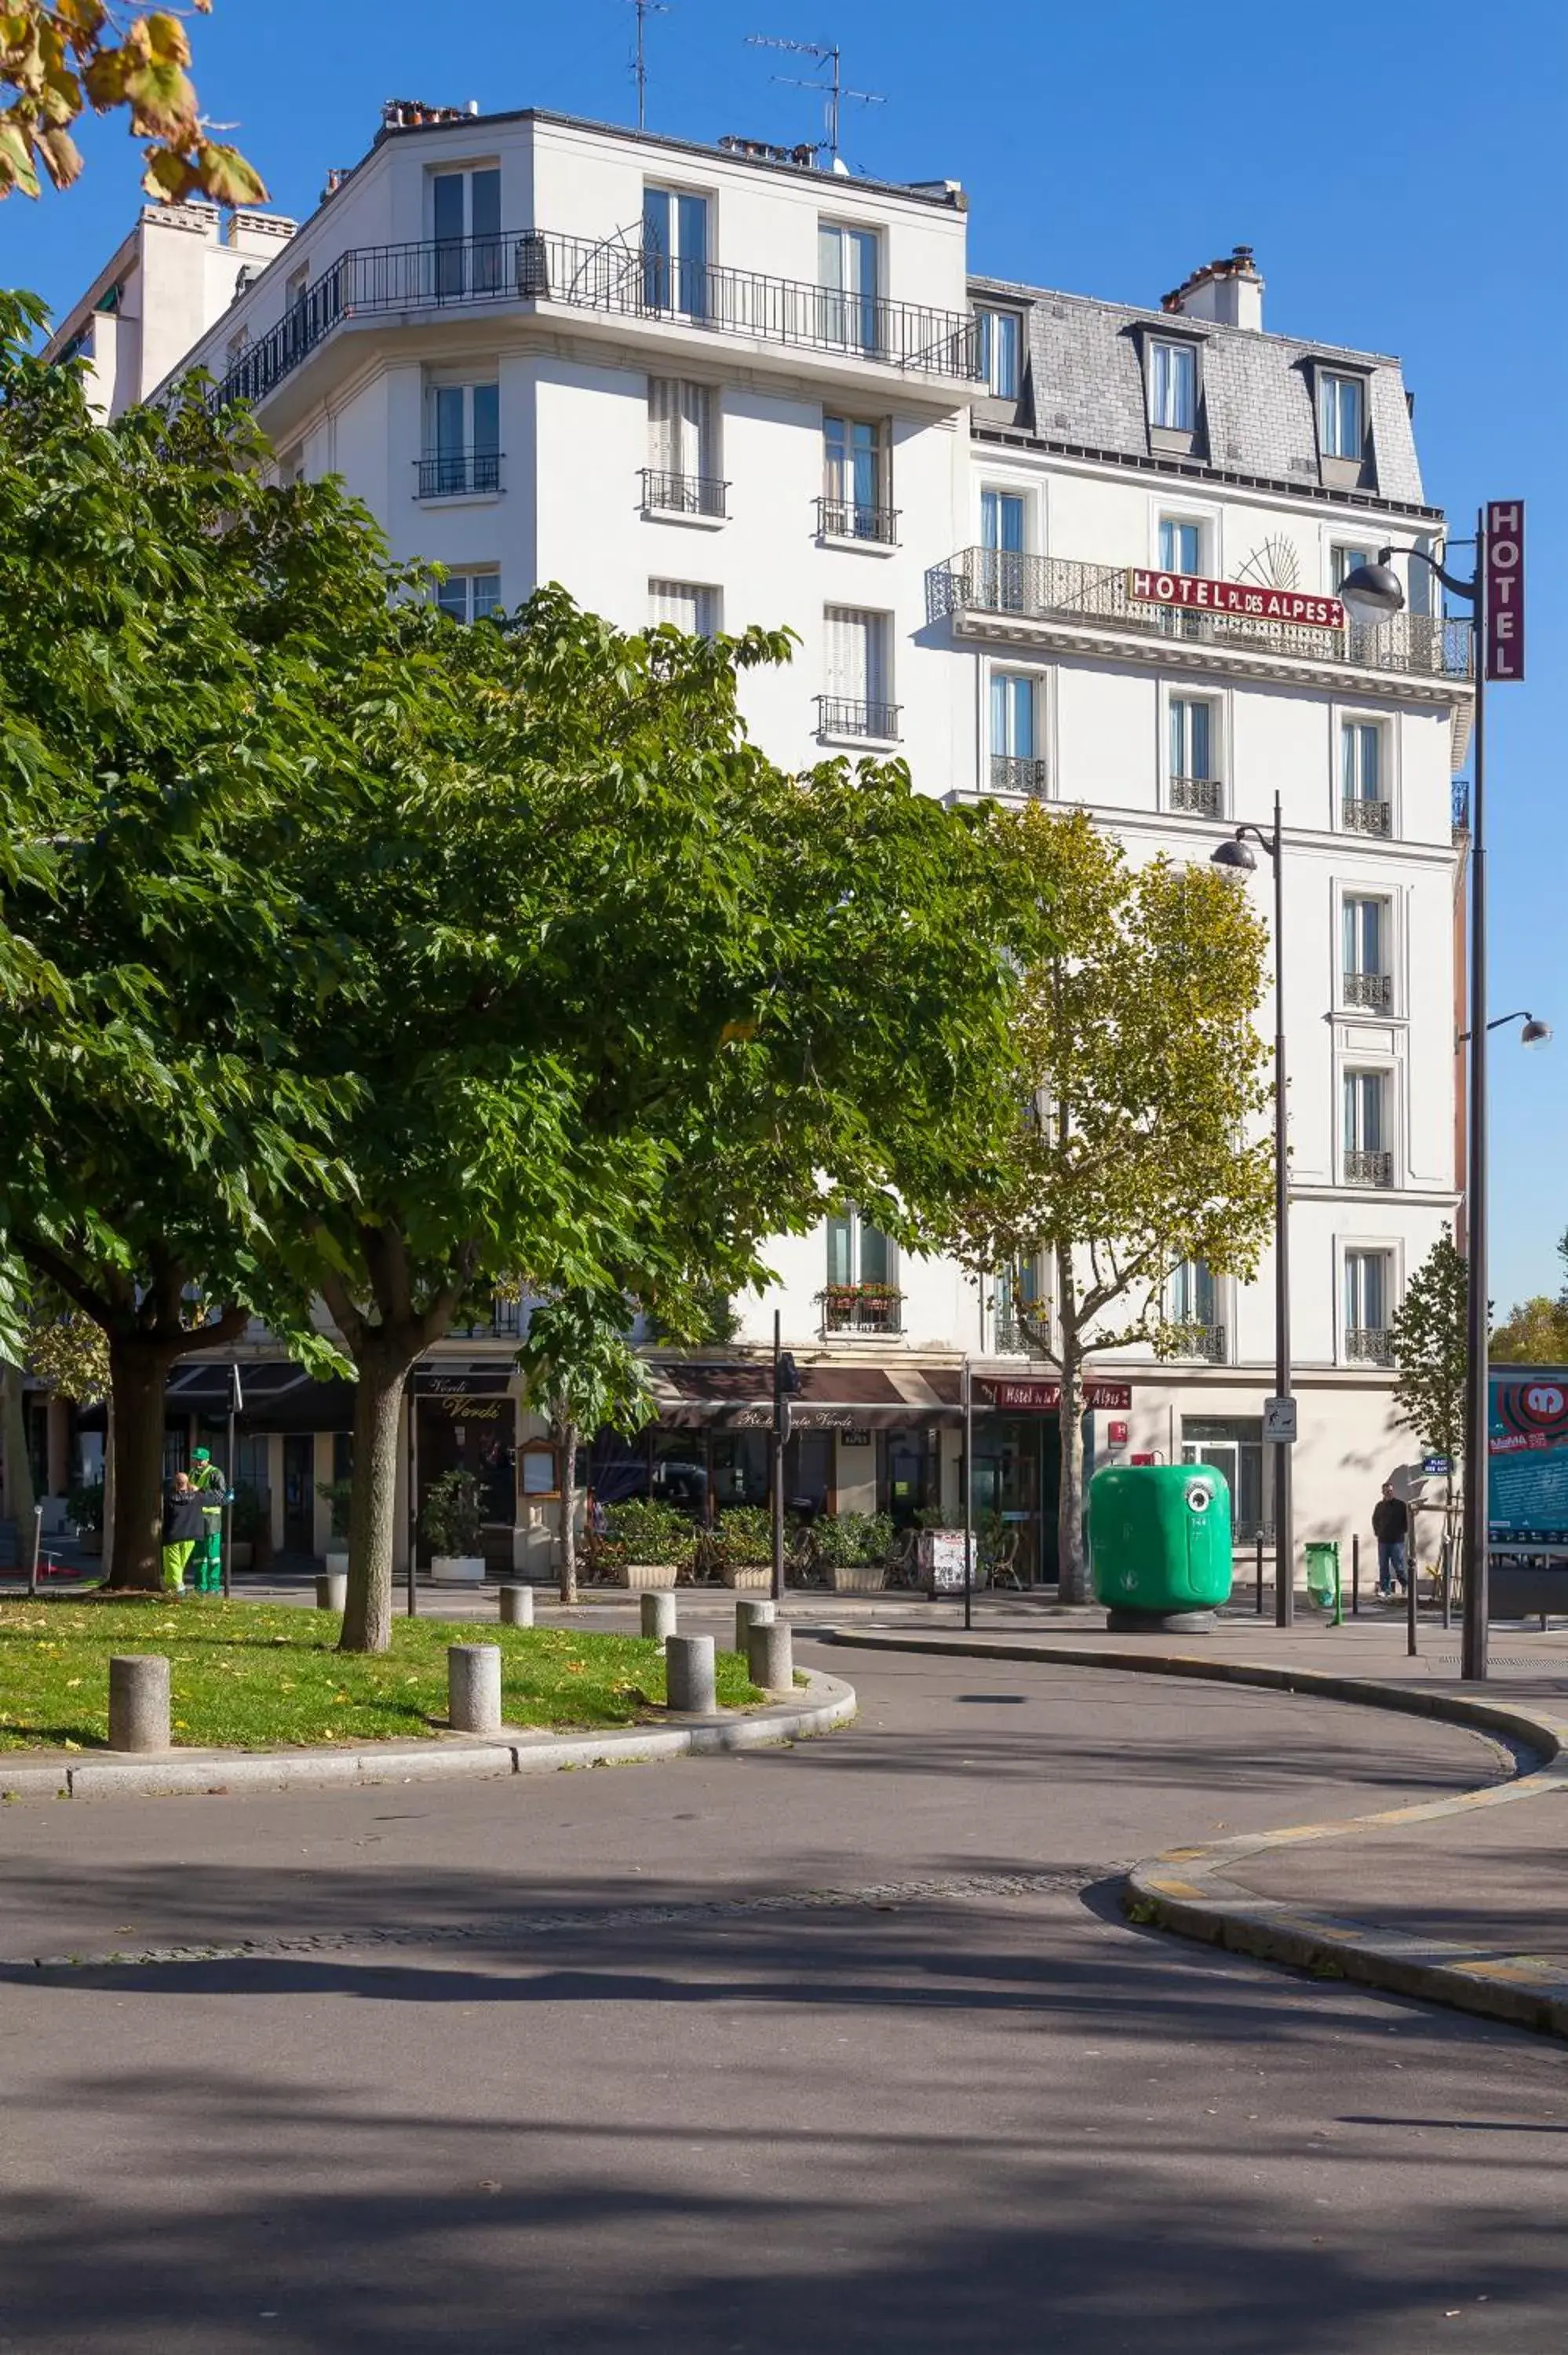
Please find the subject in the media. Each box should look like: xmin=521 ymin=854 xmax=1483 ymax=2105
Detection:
xmin=640 ymin=1590 xmax=677 ymax=1642
xmin=316 ymin=1572 xmax=347 ymax=1612
xmin=664 ymin=1632 xmax=716 ymax=1714
xmin=735 ymin=1596 xmax=775 ymax=1655
xmin=108 ymin=1654 xmax=171 ymax=1754
xmin=448 ymin=1644 xmax=503 ymax=1736
xmin=498 ymin=1583 xmax=534 ymax=1628
xmin=747 ymin=1619 xmax=794 ymax=1696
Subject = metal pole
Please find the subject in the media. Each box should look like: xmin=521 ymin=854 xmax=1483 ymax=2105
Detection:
xmin=1461 ymin=512 xmax=1490 ymax=1681
xmin=1255 ymin=1529 xmax=1263 ymax=1616
xmin=961 ymin=1358 xmax=974 ymax=1631
xmin=407 ymin=1388 xmax=419 ymax=1618
xmin=1271 ymin=791 xmax=1294 ymax=1627
xmin=1407 ymin=1540 xmax=1419 ymax=1657
xmin=222 ymin=1365 xmax=236 ymax=1600
xmin=1351 ymin=1532 xmax=1360 ymax=1616
xmin=771 ymin=1309 xmax=786 ymax=1604
xmin=27 ymin=1502 xmax=42 ymax=1597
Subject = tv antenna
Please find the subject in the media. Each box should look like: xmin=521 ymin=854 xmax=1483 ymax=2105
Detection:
xmin=624 ymin=0 xmax=670 ymax=132
xmin=746 ymin=35 xmax=884 ymax=167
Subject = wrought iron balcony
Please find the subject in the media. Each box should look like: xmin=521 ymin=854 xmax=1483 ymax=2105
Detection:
xmin=1165 ymin=1322 xmax=1227 ymax=1364
xmin=816 ymin=695 xmax=901 ymax=742
xmin=641 ymin=467 xmax=728 ymax=519
xmin=453 ymin=1297 xmax=523 ymax=1338
xmin=992 ymin=1312 xmax=1048 ymax=1355
xmin=819 ymin=1285 xmax=903 ymax=1336
xmin=929 ymin=549 xmax=1475 ymax=681
xmin=990 ymin=754 xmax=1050 ymax=798
xmin=1343 ymin=971 xmax=1393 ymax=1010
xmin=1343 ymin=796 xmax=1393 ymax=836
xmin=415 ymin=450 xmax=501 ymax=498
xmin=1344 ymin=1149 xmax=1393 ymax=1188
xmin=1346 ymin=1325 xmax=1394 ymax=1364
xmin=816 ymin=495 xmax=899 ymax=545
xmin=1169 ymin=773 xmax=1223 ymax=817
xmin=207 ymin=230 xmax=981 ymax=414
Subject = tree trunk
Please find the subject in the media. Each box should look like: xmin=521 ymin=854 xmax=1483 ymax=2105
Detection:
xmin=1 ymin=1360 xmax=36 ymax=1533
xmin=339 ymin=1341 xmax=414 ymax=1655
xmin=106 ymin=1338 xmax=173 ymax=1590
xmin=101 ymin=1407 xmax=115 ymax=1582
xmin=1056 ymin=1337 xmax=1088 ymax=1605
xmin=558 ymin=1416 xmax=578 ymax=1605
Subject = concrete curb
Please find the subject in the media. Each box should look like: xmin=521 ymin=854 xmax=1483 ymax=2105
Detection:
xmin=0 ymin=1670 xmax=856 ymax=1803
xmin=825 ymin=1627 xmax=1568 ymax=2042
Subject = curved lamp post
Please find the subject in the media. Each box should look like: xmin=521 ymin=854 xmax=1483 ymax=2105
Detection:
xmin=1212 ymin=792 xmax=1293 ymax=1623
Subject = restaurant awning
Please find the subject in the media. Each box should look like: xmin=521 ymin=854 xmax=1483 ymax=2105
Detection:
xmin=648 ymin=1363 xmax=964 ymax=1431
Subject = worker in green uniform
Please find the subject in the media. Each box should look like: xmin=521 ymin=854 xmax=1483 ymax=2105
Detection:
xmin=190 ymin=1444 xmax=227 ymax=1595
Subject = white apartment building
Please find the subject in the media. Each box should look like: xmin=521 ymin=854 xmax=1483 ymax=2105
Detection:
xmin=39 ymin=102 xmax=1472 ymax=1584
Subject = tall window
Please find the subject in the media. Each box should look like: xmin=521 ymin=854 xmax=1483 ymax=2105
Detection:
xmin=819 ymin=221 xmax=880 ymax=353
xmin=1332 ymin=544 xmax=1376 ymax=592
xmin=1169 ymin=696 xmax=1212 ymax=780
xmin=1341 ymin=720 xmax=1387 ymax=832
xmin=1168 ymin=1259 xmax=1221 ymax=1357
xmin=980 ymin=487 xmax=1027 ymax=610
xmin=432 ymin=167 xmax=501 ymax=296
xmin=1182 ymin=1417 xmax=1264 ymax=1538
xmin=1344 ymin=1250 xmax=1392 ymax=1356
xmin=825 ymin=1209 xmax=899 ymax=1331
xmin=644 ymin=186 xmax=709 ymax=320
xmin=977 ymin=308 xmax=1022 ymax=400
xmin=648 ymin=579 xmax=719 ymax=637
xmin=822 ymin=415 xmax=888 ymax=539
xmin=1343 ymin=1068 xmax=1385 ymax=1152
xmin=435 ymin=569 xmax=502 ymax=624
xmin=1150 ymin=340 xmax=1197 ymax=431
xmin=647 ymin=379 xmax=719 ymax=513
xmin=1343 ymin=896 xmax=1390 ymax=1006
xmin=822 ymin=605 xmax=893 ymax=736
xmin=1158 ymin=517 xmax=1202 ymax=574
xmin=423 ymin=378 xmax=499 ymax=497
xmin=1318 ymin=371 xmax=1364 ymax=461
xmin=990 ymin=672 xmax=1041 ymax=793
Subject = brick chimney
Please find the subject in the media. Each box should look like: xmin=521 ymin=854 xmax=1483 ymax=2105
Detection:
xmin=1161 ymin=245 xmax=1264 ymax=333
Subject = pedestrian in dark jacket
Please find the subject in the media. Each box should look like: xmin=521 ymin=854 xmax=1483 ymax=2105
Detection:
xmin=1373 ymin=1483 xmax=1409 ymax=1597
xmin=161 ymin=1472 xmax=206 ymax=1594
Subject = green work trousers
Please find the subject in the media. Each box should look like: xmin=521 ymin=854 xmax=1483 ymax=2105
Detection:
xmin=161 ymin=1539 xmax=195 ymax=1594
xmin=195 ymin=1517 xmax=224 ymax=1593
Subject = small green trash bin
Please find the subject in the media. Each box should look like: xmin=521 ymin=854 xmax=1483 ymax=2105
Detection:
xmin=1304 ymin=1541 xmax=1340 ymax=1614
xmin=1089 ymin=1462 xmax=1233 ymax=1625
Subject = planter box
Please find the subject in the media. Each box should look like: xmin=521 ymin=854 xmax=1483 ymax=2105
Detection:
xmin=827 ymin=1563 xmax=887 ymax=1594
xmin=614 ymin=1561 xmax=679 ymax=1590
xmin=720 ymin=1564 xmax=771 ymax=1592
xmin=432 ymin=1554 xmax=487 ymax=1583
xmin=325 ymin=1550 xmax=349 ymax=1577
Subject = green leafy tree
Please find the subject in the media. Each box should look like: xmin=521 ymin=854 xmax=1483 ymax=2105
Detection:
xmin=516 ymin=1291 xmax=655 ymax=1605
xmin=2 ymin=4 xmax=264 ymax=203
xmin=1491 ymin=1295 xmax=1568 ymax=1364
xmin=943 ymin=807 xmax=1273 ymax=1600
xmin=1391 ymin=1228 xmax=1468 ymax=1533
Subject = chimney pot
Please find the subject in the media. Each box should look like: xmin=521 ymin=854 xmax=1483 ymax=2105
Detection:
xmin=1161 ymin=246 xmax=1264 ymax=333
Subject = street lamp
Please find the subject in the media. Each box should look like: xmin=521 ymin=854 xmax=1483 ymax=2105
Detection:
xmin=1340 ymin=535 xmax=1494 ymax=1675
xmin=1458 ymin=1010 xmax=1552 ymax=1049
xmin=1212 ymin=790 xmax=1293 ymax=1625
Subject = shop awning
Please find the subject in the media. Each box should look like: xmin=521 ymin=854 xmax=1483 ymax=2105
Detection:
xmin=649 ymin=1363 xmax=965 ymax=1431
xmin=75 ymin=1359 xmax=361 ymax=1433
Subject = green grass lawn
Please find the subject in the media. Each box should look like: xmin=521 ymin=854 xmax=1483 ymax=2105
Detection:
xmin=0 ymin=1598 xmax=761 ymax=1753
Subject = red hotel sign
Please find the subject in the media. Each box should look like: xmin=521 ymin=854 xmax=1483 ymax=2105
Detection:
xmin=1129 ymin=569 xmax=1345 ymax=632
xmin=981 ymin=1378 xmax=1132 ymax=1413
xmin=1484 ymin=500 xmax=1525 ymax=681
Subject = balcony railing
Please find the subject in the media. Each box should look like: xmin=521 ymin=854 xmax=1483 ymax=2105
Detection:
xmin=993 ymin=1312 xmax=1048 ymax=1355
xmin=816 ymin=495 xmax=899 ymax=545
xmin=929 ymin=549 xmax=1475 ymax=681
xmin=990 ymin=754 xmax=1049 ymax=798
xmin=1344 ymin=1149 xmax=1393 ymax=1188
xmin=453 ymin=1298 xmax=523 ymax=1339
xmin=1346 ymin=1326 xmax=1395 ymax=1364
xmin=816 ymin=695 xmax=901 ymax=742
xmin=1169 ymin=773 xmax=1223 ymax=818
xmin=641 ymin=467 xmax=728 ymax=519
xmin=1343 ymin=971 xmax=1393 ymax=1010
xmin=1343 ymin=796 xmax=1393 ymax=836
xmin=416 ymin=450 xmax=501 ymax=498
xmin=820 ymin=1285 xmax=903 ymax=1336
xmin=1165 ymin=1322 xmax=1227 ymax=1364
xmin=207 ymin=230 xmax=981 ymax=414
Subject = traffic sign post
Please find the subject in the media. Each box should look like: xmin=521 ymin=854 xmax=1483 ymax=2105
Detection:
xmin=1262 ymin=1396 xmax=1297 ymax=1445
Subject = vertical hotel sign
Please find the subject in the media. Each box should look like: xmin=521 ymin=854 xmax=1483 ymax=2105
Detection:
xmin=1485 ymin=501 xmax=1525 ymax=681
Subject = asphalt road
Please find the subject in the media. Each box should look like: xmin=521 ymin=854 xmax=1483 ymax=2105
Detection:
xmin=2 ymin=1641 xmax=1565 ymax=2354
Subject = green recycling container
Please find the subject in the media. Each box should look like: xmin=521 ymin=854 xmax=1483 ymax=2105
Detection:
xmin=1089 ymin=1462 xmax=1233 ymax=1615
xmin=1304 ymin=1541 xmax=1340 ymax=1610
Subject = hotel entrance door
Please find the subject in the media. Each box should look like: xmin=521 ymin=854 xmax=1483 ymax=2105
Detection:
xmin=972 ymin=1415 xmax=1062 ymax=1586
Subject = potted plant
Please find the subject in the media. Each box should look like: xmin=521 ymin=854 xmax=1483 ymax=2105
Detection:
xmin=712 ymin=1503 xmax=774 ymax=1590
xmin=602 ymin=1498 xmax=695 ymax=1590
xmin=420 ymin=1469 xmax=487 ymax=1582
xmin=315 ymin=1477 xmax=354 ymax=1575
xmin=815 ymin=1510 xmax=895 ymax=1594
xmin=67 ymin=1478 xmax=104 ymax=1557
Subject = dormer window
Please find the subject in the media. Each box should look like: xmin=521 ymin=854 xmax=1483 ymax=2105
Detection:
xmin=1318 ymin=371 xmax=1365 ymax=461
xmin=1149 ymin=339 xmax=1197 ymax=431
xmin=976 ymin=307 xmax=1022 ymax=400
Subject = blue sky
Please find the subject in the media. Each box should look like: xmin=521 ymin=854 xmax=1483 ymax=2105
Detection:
xmin=7 ymin=0 xmax=1566 ymax=1309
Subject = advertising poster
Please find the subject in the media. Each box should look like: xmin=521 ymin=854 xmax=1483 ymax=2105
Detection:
xmin=1489 ymin=1374 xmax=1568 ymax=1549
